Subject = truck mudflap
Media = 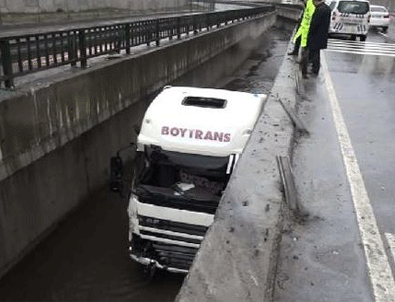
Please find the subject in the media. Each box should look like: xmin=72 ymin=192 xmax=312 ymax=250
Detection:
xmin=129 ymin=234 xmax=198 ymax=274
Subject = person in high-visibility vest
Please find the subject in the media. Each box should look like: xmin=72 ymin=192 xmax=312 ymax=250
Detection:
xmin=307 ymin=0 xmax=331 ymax=76
xmin=292 ymin=0 xmax=316 ymax=78
xmin=288 ymin=0 xmax=308 ymax=55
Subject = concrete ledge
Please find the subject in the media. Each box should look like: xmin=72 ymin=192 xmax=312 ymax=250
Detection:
xmin=176 ymin=40 xmax=300 ymax=302
xmin=276 ymin=4 xmax=302 ymax=21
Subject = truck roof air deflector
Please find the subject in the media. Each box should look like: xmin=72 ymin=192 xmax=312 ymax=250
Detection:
xmin=182 ymin=97 xmax=226 ymax=109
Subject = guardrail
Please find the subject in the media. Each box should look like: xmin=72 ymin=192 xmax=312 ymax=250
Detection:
xmin=0 ymin=6 xmax=275 ymax=89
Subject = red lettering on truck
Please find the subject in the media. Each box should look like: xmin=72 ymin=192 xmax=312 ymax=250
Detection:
xmin=161 ymin=126 xmax=231 ymax=143
xmin=204 ymin=131 xmax=213 ymax=140
xmin=195 ymin=130 xmax=203 ymax=139
xmin=213 ymin=132 xmax=223 ymax=142
xmin=180 ymin=128 xmax=187 ymax=137
xmin=170 ymin=128 xmax=179 ymax=136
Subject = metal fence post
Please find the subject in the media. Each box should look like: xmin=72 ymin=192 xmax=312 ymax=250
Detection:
xmin=156 ymin=19 xmax=160 ymax=46
xmin=125 ymin=24 xmax=131 ymax=54
xmin=0 ymin=40 xmax=14 ymax=88
xmin=78 ymin=29 xmax=87 ymax=68
xmin=193 ymin=15 xmax=198 ymax=34
xmin=177 ymin=17 xmax=181 ymax=39
xmin=69 ymin=31 xmax=77 ymax=66
xmin=146 ymin=22 xmax=151 ymax=46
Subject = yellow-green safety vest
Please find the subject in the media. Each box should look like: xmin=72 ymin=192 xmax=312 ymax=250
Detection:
xmin=293 ymin=0 xmax=316 ymax=48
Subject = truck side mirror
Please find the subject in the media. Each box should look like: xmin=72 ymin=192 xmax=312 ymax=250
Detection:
xmin=109 ymin=155 xmax=123 ymax=193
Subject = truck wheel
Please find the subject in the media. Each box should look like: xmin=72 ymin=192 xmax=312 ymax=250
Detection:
xmin=382 ymin=27 xmax=388 ymax=33
xmin=360 ymin=35 xmax=367 ymax=42
xmin=351 ymin=35 xmax=357 ymax=41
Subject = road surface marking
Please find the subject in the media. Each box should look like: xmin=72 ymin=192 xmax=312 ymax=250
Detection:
xmin=326 ymin=39 xmax=395 ymax=57
xmin=322 ymin=54 xmax=395 ymax=302
xmin=378 ymin=32 xmax=395 ymax=42
xmin=385 ymin=233 xmax=395 ymax=266
xmin=328 ymin=39 xmax=395 ymax=46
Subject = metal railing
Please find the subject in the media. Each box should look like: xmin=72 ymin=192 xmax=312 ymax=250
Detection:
xmin=0 ymin=6 xmax=275 ymax=88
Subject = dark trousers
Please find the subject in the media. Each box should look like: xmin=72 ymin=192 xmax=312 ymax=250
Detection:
xmin=301 ymin=47 xmax=309 ymax=76
xmin=310 ymin=48 xmax=321 ymax=74
xmin=291 ymin=35 xmax=301 ymax=54
xmin=301 ymin=48 xmax=321 ymax=75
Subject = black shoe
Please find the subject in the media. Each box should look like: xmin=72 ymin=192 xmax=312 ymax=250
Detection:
xmin=288 ymin=51 xmax=298 ymax=56
xmin=302 ymin=73 xmax=308 ymax=79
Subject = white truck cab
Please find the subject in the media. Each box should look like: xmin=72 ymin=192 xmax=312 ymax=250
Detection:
xmin=110 ymin=86 xmax=266 ymax=274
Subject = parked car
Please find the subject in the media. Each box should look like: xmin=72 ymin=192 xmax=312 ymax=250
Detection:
xmin=327 ymin=0 xmax=371 ymax=41
xmin=370 ymin=5 xmax=390 ymax=33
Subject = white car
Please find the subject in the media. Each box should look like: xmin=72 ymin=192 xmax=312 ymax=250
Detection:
xmin=327 ymin=0 xmax=371 ymax=41
xmin=370 ymin=5 xmax=390 ymax=33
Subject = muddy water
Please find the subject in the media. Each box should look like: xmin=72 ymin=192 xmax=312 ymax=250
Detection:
xmin=0 ymin=26 xmax=290 ymax=302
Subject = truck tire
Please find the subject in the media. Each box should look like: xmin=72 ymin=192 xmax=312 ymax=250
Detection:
xmin=360 ymin=35 xmax=367 ymax=42
xmin=382 ymin=27 xmax=388 ymax=33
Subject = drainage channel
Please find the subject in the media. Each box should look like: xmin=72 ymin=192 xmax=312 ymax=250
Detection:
xmin=0 ymin=25 xmax=291 ymax=302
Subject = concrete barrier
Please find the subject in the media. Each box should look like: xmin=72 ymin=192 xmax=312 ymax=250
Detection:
xmin=276 ymin=4 xmax=303 ymax=21
xmin=175 ymin=14 xmax=301 ymax=302
xmin=0 ymin=10 xmax=276 ymax=279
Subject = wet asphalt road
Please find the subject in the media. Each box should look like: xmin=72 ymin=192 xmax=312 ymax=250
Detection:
xmin=274 ymin=22 xmax=395 ymax=301
xmin=0 ymin=26 xmax=290 ymax=301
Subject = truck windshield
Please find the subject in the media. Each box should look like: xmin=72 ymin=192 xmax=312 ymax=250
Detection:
xmin=338 ymin=1 xmax=369 ymax=14
xmin=137 ymin=146 xmax=230 ymax=196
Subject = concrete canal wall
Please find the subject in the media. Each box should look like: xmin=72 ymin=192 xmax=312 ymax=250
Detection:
xmin=0 ymin=9 xmax=277 ymax=279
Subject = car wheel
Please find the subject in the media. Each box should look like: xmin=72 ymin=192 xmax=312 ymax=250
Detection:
xmin=382 ymin=27 xmax=388 ymax=33
xmin=351 ymin=35 xmax=357 ymax=41
xmin=360 ymin=35 xmax=367 ymax=42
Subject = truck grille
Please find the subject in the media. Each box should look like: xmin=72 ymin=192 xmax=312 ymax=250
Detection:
xmin=152 ymin=242 xmax=199 ymax=271
xmin=138 ymin=215 xmax=209 ymax=237
xmin=140 ymin=230 xmax=201 ymax=245
xmin=138 ymin=195 xmax=219 ymax=214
